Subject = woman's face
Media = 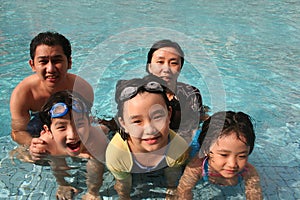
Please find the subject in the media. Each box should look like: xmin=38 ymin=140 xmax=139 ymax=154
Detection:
xmin=148 ymin=47 xmax=182 ymax=90
xmin=119 ymin=92 xmax=171 ymax=153
xmin=208 ymin=132 xmax=250 ymax=179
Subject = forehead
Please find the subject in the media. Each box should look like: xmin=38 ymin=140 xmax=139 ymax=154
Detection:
xmin=152 ymin=47 xmax=181 ymax=58
xmin=34 ymin=44 xmax=65 ymax=58
xmin=212 ymin=132 xmax=248 ymax=151
xmin=123 ymin=92 xmax=167 ymax=113
xmin=51 ymin=111 xmax=88 ymax=123
xmin=50 ymin=114 xmax=71 ymax=126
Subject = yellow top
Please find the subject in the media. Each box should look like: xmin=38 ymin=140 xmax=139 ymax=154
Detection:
xmin=106 ymin=130 xmax=189 ymax=180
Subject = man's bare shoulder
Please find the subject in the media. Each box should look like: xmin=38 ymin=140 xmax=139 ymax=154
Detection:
xmin=11 ymin=74 xmax=39 ymax=100
xmin=10 ymin=74 xmax=46 ymax=113
xmin=66 ymin=73 xmax=94 ymax=104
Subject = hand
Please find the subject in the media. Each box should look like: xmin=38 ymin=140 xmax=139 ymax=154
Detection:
xmin=166 ymin=187 xmax=177 ymax=200
xmin=29 ymin=137 xmax=48 ymax=161
xmin=56 ymin=185 xmax=78 ymax=200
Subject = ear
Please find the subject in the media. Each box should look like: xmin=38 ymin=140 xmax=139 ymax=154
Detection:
xmin=67 ymin=57 xmax=72 ymax=69
xmin=42 ymin=125 xmax=53 ymax=139
xmin=118 ymin=117 xmax=128 ymax=133
xmin=147 ymin=63 xmax=153 ymax=73
xmin=29 ymin=59 xmax=36 ymax=72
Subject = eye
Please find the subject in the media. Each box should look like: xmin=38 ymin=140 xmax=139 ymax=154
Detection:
xmin=52 ymin=58 xmax=63 ymax=64
xmin=76 ymin=122 xmax=85 ymax=127
xmin=39 ymin=59 xmax=48 ymax=64
xmin=132 ymin=119 xmax=142 ymax=125
xmin=156 ymin=60 xmax=164 ymax=64
xmin=238 ymin=155 xmax=248 ymax=159
xmin=152 ymin=114 xmax=164 ymax=121
xmin=57 ymin=125 xmax=66 ymax=131
xmin=170 ymin=61 xmax=179 ymax=66
xmin=219 ymin=153 xmax=228 ymax=157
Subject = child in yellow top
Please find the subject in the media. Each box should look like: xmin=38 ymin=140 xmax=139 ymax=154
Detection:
xmin=106 ymin=75 xmax=189 ymax=199
xmin=177 ymin=111 xmax=262 ymax=200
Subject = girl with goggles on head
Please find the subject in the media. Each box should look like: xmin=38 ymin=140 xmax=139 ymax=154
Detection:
xmin=29 ymin=90 xmax=108 ymax=200
xmin=106 ymin=75 xmax=189 ymax=199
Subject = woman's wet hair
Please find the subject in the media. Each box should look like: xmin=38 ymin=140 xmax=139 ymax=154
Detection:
xmin=198 ymin=111 xmax=256 ymax=157
xmin=30 ymin=31 xmax=72 ymax=60
xmin=39 ymin=90 xmax=91 ymax=128
xmin=146 ymin=39 xmax=185 ymax=73
xmin=115 ymin=74 xmax=170 ymax=140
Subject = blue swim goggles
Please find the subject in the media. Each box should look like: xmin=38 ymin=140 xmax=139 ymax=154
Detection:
xmin=49 ymin=100 xmax=88 ymax=118
xmin=119 ymin=81 xmax=164 ymax=102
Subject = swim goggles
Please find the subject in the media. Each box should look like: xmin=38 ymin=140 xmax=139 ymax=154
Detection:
xmin=119 ymin=81 xmax=164 ymax=102
xmin=49 ymin=100 xmax=88 ymax=118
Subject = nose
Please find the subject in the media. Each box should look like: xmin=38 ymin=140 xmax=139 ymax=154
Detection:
xmin=66 ymin=126 xmax=79 ymax=140
xmin=46 ymin=61 xmax=56 ymax=73
xmin=227 ymin=156 xmax=238 ymax=168
xmin=144 ymin=122 xmax=158 ymax=135
xmin=161 ymin=62 xmax=171 ymax=73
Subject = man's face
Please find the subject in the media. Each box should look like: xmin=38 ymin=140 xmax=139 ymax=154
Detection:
xmin=30 ymin=44 xmax=71 ymax=88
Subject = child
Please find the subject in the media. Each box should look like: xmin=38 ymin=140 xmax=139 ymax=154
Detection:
xmin=30 ymin=90 xmax=107 ymax=200
xmin=177 ymin=111 xmax=262 ymax=199
xmin=106 ymin=76 xmax=189 ymax=199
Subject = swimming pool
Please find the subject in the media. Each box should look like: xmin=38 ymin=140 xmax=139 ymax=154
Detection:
xmin=1 ymin=0 xmax=299 ymax=199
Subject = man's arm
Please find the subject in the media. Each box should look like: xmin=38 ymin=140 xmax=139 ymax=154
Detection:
xmin=10 ymin=85 xmax=33 ymax=145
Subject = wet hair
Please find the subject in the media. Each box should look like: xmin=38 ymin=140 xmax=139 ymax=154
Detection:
xmin=30 ymin=31 xmax=72 ymax=60
xmin=39 ymin=90 xmax=91 ymax=128
xmin=146 ymin=39 xmax=185 ymax=73
xmin=115 ymin=74 xmax=170 ymax=140
xmin=198 ymin=111 xmax=256 ymax=157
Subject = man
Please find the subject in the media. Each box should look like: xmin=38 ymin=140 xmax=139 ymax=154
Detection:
xmin=10 ymin=31 xmax=94 ymax=149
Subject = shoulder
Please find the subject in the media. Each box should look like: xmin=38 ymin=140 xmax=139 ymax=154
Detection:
xmin=10 ymin=75 xmax=38 ymax=109
xmin=106 ymin=133 xmax=133 ymax=172
xmin=11 ymin=75 xmax=38 ymax=96
xmin=166 ymin=130 xmax=189 ymax=166
xmin=66 ymin=73 xmax=94 ymax=105
xmin=243 ymin=162 xmax=260 ymax=179
xmin=189 ymin=156 xmax=204 ymax=168
xmin=176 ymin=82 xmax=201 ymax=99
xmin=176 ymin=82 xmax=200 ymax=92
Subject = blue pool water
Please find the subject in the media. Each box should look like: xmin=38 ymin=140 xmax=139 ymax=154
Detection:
xmin=1 ymin=1 xmax=299 ymax=199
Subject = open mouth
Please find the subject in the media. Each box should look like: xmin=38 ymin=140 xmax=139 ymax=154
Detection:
xmin=66 ymin=141 xmax=81 ymax=152
xmin=46 ymin=75 xmax=58 ymax=82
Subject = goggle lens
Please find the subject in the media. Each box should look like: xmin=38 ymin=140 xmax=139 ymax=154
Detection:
xmin=49 ymin=100 xmax=87 ymax=118
xmin=119 ymin=81 xmax=163 ymax=102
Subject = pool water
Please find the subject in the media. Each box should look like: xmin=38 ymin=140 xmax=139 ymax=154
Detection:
xmin=1 ymin=1 xmax=299 ymax=199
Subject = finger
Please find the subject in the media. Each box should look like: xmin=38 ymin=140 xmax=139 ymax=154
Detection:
xmin=33 ymin=138 xmax=46 ymax=145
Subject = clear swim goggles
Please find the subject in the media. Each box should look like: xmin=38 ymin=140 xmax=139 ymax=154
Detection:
xmin=119 ymin=81 xmax=164 ymax=102
xmin=49 ymin=100 xmax=88 ymax=118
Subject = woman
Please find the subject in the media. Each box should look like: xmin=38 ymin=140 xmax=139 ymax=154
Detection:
xmin=146 ymin=39 xmax=208 ymax=144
